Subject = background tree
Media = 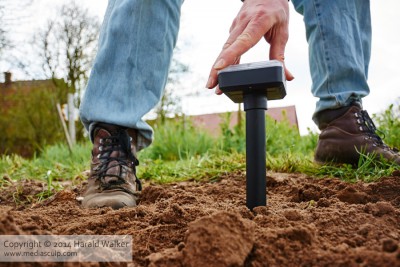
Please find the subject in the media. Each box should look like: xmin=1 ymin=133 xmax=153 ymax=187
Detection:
xmin=35 ymin=1 xmax=100 ymax=142
xmin=154 ymin=50 xmax=189 ymax=124
xmin=0 ymin=1 xmax=8 ymax=59
xmin=36 ymin=1 xmax=100 ymax=100
xmin=0 ymin=0 xmax=32 ymax=71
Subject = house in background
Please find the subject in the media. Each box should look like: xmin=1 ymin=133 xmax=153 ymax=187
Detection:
xmin=189 ymin=105 xmax=299 ymax=136
xmin=1 ymin=71 xmax=299 ymax=156
xmin=0 ymin=72 xmax=65 ymax=103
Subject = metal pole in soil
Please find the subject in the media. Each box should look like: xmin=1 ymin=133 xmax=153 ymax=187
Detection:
xmin=244 ymin=93 xmax=267 ymax=210
xmin=217 ymin=60 xmax=286 ymax=210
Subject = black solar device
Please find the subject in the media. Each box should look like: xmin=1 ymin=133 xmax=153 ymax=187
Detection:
xmin=218 ymin=60 xmax=287 ymax=210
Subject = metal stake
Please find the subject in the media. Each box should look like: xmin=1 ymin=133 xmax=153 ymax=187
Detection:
xmin=218 ymin=60 xmax=287 ymax=210
xmin=244 ymin=93 xmax=267 ymax=209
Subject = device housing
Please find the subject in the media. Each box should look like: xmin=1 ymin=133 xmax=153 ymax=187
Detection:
xmin=217 ymin=60 xmax=286 ymax=103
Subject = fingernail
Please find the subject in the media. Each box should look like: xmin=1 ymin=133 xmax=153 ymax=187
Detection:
xmin=206 ymin=77 xmax=213 ymax=88
xmin=213 ymin=59 xmax=225 ymax=69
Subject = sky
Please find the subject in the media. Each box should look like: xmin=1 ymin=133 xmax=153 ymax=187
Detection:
xmin=3 ymin=0 xmax=400 ymax=135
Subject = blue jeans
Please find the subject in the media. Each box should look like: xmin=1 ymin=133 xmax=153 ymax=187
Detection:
xmin=79 ymin=0 xmax=183 ymax=150
xmin=80 ymin=0 xmax=371 ymax=148
xmin=291 ymin=0 xmax=371 ymax=125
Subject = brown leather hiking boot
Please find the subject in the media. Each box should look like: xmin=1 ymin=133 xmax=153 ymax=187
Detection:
xmin=82 ymin=123 xmax=142 ymax=209
xmin=314 ymin=105 xmax=400 ymax=165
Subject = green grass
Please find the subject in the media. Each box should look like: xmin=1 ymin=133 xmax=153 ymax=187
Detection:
xmin=1 ymin=101 xmax=399 ymax=203
xmin=0 ymin=142 xmax=91 ymax=204
xmin=0 ymin=142 xmax=91 ymax=186
xmin=373 ymin=102 xmax=400 ymax=148
xmin=267 ymin=152 xmax=397 ymax=183
xmin=140 ymin=119 xmax=216 ymax=161
xmin=138 ymin=151 xmax=246 ymax=184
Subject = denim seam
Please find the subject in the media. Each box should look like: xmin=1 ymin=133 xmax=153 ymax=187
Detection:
xmin=133 ymin=1 xmax=143 ymax=89
xmin=312 ymin=0 xmax=338 ymax=107
xmin=157 ymin=9 xmax=171 ymax=99
xmin=143 ymin=7 xmax=171 ymax=102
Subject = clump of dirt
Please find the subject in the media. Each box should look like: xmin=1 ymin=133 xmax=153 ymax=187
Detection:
xmin=182 ymin=211 xmax=255 ymax=267
xmin=0 ymin=172 xmax=399 ymax=266
xmin=147 ymin=211 xmax=256 ymax=267
xmin=0 ymin=208 xmax=23 ymax=235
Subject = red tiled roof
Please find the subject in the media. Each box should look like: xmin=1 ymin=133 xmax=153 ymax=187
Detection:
xmin=189 ymin=105 xmax=298 ymax=136
xmin=0 ymin=78 xmax=66 ymax=109
xmin=0 ymin=79 xmax=57 ymax=90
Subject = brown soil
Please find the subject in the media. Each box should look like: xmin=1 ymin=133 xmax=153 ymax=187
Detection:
xmin=0 ymin=171 xmax=399 ymax=267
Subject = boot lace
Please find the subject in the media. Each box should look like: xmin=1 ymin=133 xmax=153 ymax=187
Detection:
xmin=355 ymin=110 xmax=397 ymax=152
xmin=95 ymin=130 xmax=142 ymax=191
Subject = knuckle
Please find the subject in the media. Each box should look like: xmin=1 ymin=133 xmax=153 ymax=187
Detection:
xmin=254 ymin=6 xmax=288 ymax=24
xmin=237 ymin=10 xmax=250 ymax=22
xmin=253 ymin=9 xmax=269 ymax=21
xmin=223 ymin=42 xmax=231 ymax=49
xmin=237 ymin=32 xmax=253 ymax=45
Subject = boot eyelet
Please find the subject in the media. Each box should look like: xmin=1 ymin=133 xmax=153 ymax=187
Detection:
xmin=359 ymin=126 xmax=363 ymax=132
xmin=100 ymin=139 xmax=104 ymax=144
xmin=97 ymin=154 xmax=101 ymax=159
xmin=99 ymin=146 xmax=103 ymax=151
xmin=354 ymin=113 xmax=359 ymax=118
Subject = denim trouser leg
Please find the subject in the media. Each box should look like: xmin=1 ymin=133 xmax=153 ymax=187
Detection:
xmin=291 ymin=0 xmax=372 ymax=127
xmin=79 ymin=0 xmax=183 ymax=150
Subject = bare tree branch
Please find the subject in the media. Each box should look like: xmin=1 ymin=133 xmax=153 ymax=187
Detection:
xmin=35 ymin=1 xmax=100 ymax=101
xmin=0 ymin=0 xmax=33 ymax=60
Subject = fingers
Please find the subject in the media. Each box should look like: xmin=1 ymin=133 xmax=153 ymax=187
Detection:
xmin=215 ymin=85 xmax=223 ymax=95
xmin=212 ymin=57 xmax=241 ymax=95
xmin=283 ymin=60 xmax=294 ymax=81
xmin=267 ymin=25 xmax=294 ymax=81
xmin=206 ymin=0 xmax=293 ymax=90
xmin=206 ymin=21 xmax=270 ymax=89
xmin=205 ymin=24 xmax=250 ymax=89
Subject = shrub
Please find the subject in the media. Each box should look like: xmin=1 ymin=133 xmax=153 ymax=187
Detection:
xmin=266 ymin=113 xmax=316 ymax=157
xmin=218 ymin=112 xmax=245 ymax=153
xmin=0 ymin=85 xmax=65 ymax=157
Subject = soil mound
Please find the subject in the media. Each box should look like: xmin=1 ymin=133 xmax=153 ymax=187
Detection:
xmin=0 ymin=172 xmax=399 ymax=266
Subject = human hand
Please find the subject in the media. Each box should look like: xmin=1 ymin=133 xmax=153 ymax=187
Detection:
xmin=206 ymin=0 xmax=294 ymax=94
